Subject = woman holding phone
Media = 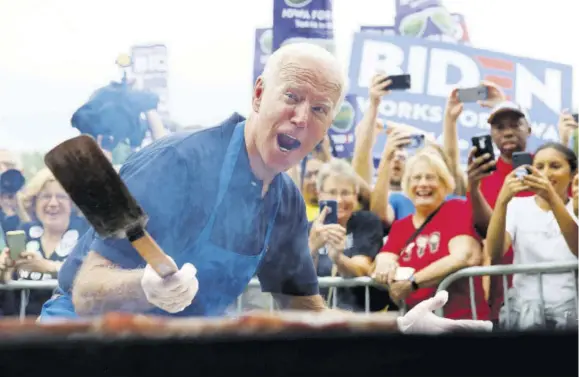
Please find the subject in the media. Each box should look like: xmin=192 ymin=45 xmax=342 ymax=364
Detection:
xmin=485 ymin=142 xmax=578 ymax=330
xmin=308 ymin=159 xmax=386 ymax=312
xmin=0 ymin=168 xmax=88 ymax=316
xmin=372 ymin=150 xmax=489 ymax=320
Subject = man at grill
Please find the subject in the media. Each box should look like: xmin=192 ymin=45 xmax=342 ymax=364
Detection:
xmin=29 ymin=43 xmax=492 ymax=334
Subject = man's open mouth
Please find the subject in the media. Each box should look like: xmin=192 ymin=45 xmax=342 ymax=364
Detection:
xmin=277 ymin=134 xmax=301 ymax=152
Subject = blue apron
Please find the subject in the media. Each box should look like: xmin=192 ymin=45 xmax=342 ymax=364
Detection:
xmin=39 ymin=123 xmax=280 ymax=321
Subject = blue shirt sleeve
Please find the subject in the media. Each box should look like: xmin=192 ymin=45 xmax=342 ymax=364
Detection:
xmin=389 ymin=192 xmax=415 ymax=220
xmin=89 ymin=146 xmax=192 ymax=268
xmin=257 ymin=179 xmax=319 ymax=297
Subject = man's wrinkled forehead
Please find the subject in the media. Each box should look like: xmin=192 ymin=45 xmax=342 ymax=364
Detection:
xmin=278 ymin=60 xmax=342 ymax=102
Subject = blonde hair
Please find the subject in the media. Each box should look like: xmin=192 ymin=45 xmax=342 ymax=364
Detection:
xmin=401 ymin=151 xmax=456 ymax=198
xmin=20 ymin=168 xmax=62 ymax=221
xmin=316 ymin=159 xmax=359 ymax=194
xmin=261 ymin=42 xmax=348 ymax=118
xmin=420 ymin=142 xmax=467 ymax=196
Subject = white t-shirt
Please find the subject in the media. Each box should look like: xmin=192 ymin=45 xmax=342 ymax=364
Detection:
xmin=505 ymin=196 xmax=578 ymax=307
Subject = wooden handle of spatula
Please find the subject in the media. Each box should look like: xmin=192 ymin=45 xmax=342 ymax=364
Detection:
xmin=130 ymin=230 xmax=178 ymax=278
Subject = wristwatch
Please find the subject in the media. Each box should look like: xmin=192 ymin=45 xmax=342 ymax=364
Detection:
xmin=408 ymin=274 xmax=420 ymax=291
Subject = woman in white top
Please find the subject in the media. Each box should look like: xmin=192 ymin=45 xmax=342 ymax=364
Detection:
xmin=486 ymin=142 xmax=578 ymax=330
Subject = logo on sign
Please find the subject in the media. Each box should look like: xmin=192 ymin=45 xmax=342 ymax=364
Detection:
xmin=331 ymin=100 xmax=355 ymax=133
xmin=284 ymin=0 xmax=314 ymax=7
xmin=259 ymin=29 xmax=273 ymax=55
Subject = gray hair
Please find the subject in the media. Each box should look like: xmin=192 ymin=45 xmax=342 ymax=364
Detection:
xmin=260 ymin=42 xmax=348 ymax=118
xmin=316 ymin=159 xmax=359 ymax=194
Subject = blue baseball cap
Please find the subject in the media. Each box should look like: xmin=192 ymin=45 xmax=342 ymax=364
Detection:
xmin=0 ymin=169 xmax=25 ymax=195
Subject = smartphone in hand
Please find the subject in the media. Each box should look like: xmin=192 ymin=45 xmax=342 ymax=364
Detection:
xmin=6 ymin=230 xmax=26 ymax=261
xmin=394 ymin=267 xmax=416 ymax=281
xmin=458 ymin=86 xmax=488 ymax=103
xmin=471 ymin=135 xmax=496 ymax=173
xmin=512 ymin=151 xmax=533 ymax=178
xmin=382 ymin=74 xmax=411 ymax=91
xmin=319 ymin=200 xmax=338 ymax=225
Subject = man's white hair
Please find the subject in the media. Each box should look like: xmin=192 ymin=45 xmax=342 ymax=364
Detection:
xmin=260 ymin=42 xmax=348 ymax=118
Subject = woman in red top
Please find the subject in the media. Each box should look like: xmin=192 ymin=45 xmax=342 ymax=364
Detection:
xmin=373 ymin=150 xmax=490 ymax=320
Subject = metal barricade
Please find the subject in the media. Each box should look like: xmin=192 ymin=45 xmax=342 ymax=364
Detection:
xmin=235 ymin=276 xmax=386 ymax=314
xmin=435 ymin=261 xmax=579 ymax=322
xmin=0 ymin=277 xmax=390 ymax=319
xmin=3 ymin=262 xmax=576 ymax=323
xmin=0 ymin=280 xmax=59 ymax=319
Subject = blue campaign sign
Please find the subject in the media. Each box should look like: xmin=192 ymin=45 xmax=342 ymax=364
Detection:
xmin=272 ymin=0 xmax=335 ymax=53
xmin=348 ymin=33 xmax=574 ymax=165
xmin=360 ymin=25 xmax=397 ymax=36
xmin=253 ymin=28 xmax=272 ymax=86
xmin=328 ymin=94 xmax=358 ymax=158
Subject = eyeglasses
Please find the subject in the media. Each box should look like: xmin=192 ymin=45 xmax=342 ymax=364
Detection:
xmin=320 ymin=189 xmax=356 ymax=198
xmin=409 ymin=174 xmax=439 ymax=184
xmin=37 ymin=193 xmax=70 ymax=202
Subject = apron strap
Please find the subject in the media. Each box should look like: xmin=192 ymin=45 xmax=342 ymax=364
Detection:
xmin=214 ymin=122 xmax=246 ymax=206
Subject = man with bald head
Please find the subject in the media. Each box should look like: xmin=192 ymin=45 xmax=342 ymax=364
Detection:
xmin=37 ymin=43 xmax=491 ymax=333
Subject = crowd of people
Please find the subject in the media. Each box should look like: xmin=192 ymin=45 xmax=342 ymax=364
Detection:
xmin=0 ymin=44 xmax=577 ymax=332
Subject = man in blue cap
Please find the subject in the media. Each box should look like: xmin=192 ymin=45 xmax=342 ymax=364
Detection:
xmin=36 ymin=43 xmax=491 ymax=333
xmin=0 ymin=168 xmax=26 ymax=234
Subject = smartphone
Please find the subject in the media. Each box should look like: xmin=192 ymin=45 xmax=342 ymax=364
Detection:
xmin=6 ymin=230 xmax=26 ymax=260
xmin=457 ymin=86 xmax=489 ymax=103
xmin=394 ymin=267 xmax=416 ymax=281
xmin=382 ymin=74 xmax=411 ymax=91
xmin=573 ymin=113 xmax=578 ymax=123
xmin=512 ymin=151 xmax=533 ymax=178
xmin=407 ymin=134 xmax=425 ymax=149
xmin=471 ymin=135 xmax=496 ymax=173
xmin=319 ymin=200 xmax=338 ymax=225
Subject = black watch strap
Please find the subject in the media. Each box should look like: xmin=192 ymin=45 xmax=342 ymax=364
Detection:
xmin=409 ymin=275 xmax=419 ymax=291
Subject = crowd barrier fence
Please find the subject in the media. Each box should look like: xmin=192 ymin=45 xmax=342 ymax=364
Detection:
xmin=1 ymin=262 xmax=577 ymax=325
xmin=435 ymin=261 xmax=578 ymax=325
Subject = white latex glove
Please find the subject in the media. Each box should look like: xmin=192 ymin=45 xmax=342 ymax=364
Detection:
xmin=141 ymin=259 xmax=199 ymax=314
xmin=397 ymin=290 xmax=493 ymax=334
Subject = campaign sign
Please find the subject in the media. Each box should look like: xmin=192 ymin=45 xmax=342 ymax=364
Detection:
xmin=394 ymin=0 xmax=461 ymax=43
xmin=360 ymin=25 xmax=397 ymax=36
xmin=348 ymin=33 xmax=574 ymax=165
xmin=130 ymin=44 xmax=170 ymax=147
xmin=328 ymin=94 xmax=359 ymax=158
xmin=131 ymin=44 xmax=169 ymax=118
xmin=451 ymin=13 xmax=470 ymax=45
xmin=253 ymin=28 xmax=272 ymax=86
xmin=272 ymin=0 xmax=335 ymax=53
